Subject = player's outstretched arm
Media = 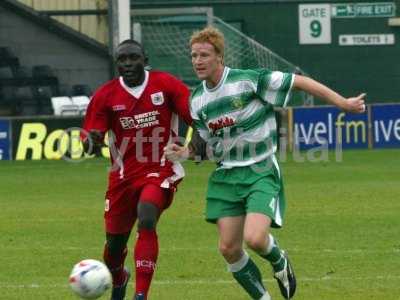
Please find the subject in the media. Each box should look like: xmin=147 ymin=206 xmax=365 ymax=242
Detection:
xmin=293 ymin=75 xmax=366 ymax=114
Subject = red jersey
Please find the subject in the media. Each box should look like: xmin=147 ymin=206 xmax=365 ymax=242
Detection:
xmin=83 ymin=70 xmax=192 ymax=182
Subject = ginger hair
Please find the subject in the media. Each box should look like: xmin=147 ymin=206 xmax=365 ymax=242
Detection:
xmin=190 ymin=26 xmax=224 ymax=57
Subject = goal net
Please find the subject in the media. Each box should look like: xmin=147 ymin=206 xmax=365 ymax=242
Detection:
xmin=132 ymin=8 xmax=310 ymax=106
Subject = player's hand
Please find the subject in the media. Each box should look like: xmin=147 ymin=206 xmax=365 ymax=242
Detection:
xmin=88 ymin=130 xmax=106 ymax=147
xmin=83 ymin=130 xmax=106 ymax=154
xmin=163 ymin=143 xmax=190 ymax=162
xmin=342 ymin=93 xmax=366 ymax=113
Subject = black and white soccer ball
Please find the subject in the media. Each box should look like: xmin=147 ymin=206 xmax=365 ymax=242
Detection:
xmin=69 ymin=259 xmax=112 ymax=299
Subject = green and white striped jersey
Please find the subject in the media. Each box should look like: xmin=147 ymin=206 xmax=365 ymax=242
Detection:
xmin=190 ymin=67 xmax=294 ymax=168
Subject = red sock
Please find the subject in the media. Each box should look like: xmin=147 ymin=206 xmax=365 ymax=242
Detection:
xmin=103 ymin=244 xmax=128 ymax=286
xmin=134 ymin=229 xmax=159 ymax=298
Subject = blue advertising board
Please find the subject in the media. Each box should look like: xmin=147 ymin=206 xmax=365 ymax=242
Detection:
xmin=0 ymin=119 xmax=11 ymax=160
xmin=293 ymin=106 xmax=369 ymax=150
xmin=371 ymin=104 xmax=400 ymax=148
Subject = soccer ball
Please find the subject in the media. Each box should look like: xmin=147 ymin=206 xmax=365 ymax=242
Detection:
xmin=69 ymin=259 xmax=112 ymax=299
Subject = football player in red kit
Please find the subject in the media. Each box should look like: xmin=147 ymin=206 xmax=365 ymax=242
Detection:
xmin=82 ymin=39 xmax=192 ymax=300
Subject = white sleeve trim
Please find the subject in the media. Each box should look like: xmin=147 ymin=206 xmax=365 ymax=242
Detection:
xmin=283 ymin=74 xmax=295 ymax=108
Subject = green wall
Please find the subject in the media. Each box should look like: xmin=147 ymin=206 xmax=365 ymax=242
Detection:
xmin=133 ymin=0 xmax=400 ymax=104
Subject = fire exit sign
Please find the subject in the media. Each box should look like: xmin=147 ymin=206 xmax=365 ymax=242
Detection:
xmin=332 ymin=2 xmax=396 ymax=18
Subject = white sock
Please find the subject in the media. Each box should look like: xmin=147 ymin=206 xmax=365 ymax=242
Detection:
xmin=227 ymin=250 xmax=249 ymax=273
xmin=260 ymin=234 xmax=275 ymax=256
xmin=259 ymin=291 xmax=272 ymax=300
xmin=266 ymin=234 xmax=275 ymax=254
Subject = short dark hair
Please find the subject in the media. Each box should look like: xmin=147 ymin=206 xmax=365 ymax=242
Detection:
xmin=118 ymin=39 xmax=143 ymax=48
xmin=116 ymin=39 xmax=146 ymax=57
xmin=116 ymin=39 xmax=149 ymax=65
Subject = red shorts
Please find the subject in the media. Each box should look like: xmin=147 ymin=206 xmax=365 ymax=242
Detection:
xmin=104 ymin=171 xmax=180 ymax=234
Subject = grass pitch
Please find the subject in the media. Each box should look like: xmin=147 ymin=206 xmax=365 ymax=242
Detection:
xmin=0 ymin=149 xmax=399 ymax=300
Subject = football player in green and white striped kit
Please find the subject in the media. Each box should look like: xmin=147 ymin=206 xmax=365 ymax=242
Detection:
xmin=165 ymin=26 xmax=366 ymax=300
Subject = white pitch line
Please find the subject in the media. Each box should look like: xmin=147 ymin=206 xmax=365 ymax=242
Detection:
xmin=0 ymin=161 xmax=107 ymax=169
xmin=1 ymin=246 xmax=399 ymax=254
xmin=1 ymin=275 xmax=400 ymax=289
xmin=153 ymin=275 xmax=400 ymax=285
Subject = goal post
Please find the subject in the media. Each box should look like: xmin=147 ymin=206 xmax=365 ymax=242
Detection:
xmin=131 ymin=7 xmax=311 ymax=106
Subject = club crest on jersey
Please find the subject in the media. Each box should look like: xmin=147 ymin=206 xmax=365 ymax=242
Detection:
xmin=151 ymin=92 xmax=164 ymax=105
xmin=232 ymin=97 xmax=244 ymax=109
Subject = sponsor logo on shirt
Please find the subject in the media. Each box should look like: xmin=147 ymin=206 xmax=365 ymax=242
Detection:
xmin=119 ymin=110 xmax=160 ymax=129
xmin=112 ymin=104 xmax=126 ymax=111
xmin=208 ymin=117 xmax=236 ymax=133
xmin=150 ymin=92 xmax=164 ymax=105
xmin=120 ymin=117 xmax=136 ymax=129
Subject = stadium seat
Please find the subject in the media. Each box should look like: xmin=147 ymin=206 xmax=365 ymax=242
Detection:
xmin=15 ymin=86 xmax=34 ymax=99
xmin=32 ymin=86 xmax=54 ymax=115
xmin=32 ymin=65 xmax=54 ymax=78
xmin=32 ymin=65 xmax=60 ymax=95
xmin=0 ymin=47 xmax=15 ymax=58
xmin=0 ymin=103 xmax=12 ymax=116
xmin=0 ymin=47 xmax=19 ymax=74
xmin=18 ymin=103 xmax=37 ymax=116
xmin=0 ymin=85 xmax=15 ymax=100
xmin=59 ymin=84 xmax=72 ymax=96
xmin=12 ymin=66 xmax=33 ymax=87
xmin=34 ymin=86 xmax=53 ymax=99
xmin=0 ymin=66 xmax=14 ymax=79
xmin=72 ymin=84 xmax=92 ymax=97
xmin=0 ymin=85 xmax=15 ymax=116
xmin=15 ymin=66 xmax=32 ymax=78
xmin=38 ymin=98 xmax=54 ymax=115
xmin=71 ymin=95 xmax=90 ymax=115
xmin=51 ymin=96 xmax=79 ymax=116
xmin=14 ymin=86 xmax=39 ymax=116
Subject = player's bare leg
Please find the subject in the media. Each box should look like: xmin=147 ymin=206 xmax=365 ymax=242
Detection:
xmin=244 ymin=213 xmax=296 ymax=299
xmin=218 ymin=216 xmax=271 ymax=300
